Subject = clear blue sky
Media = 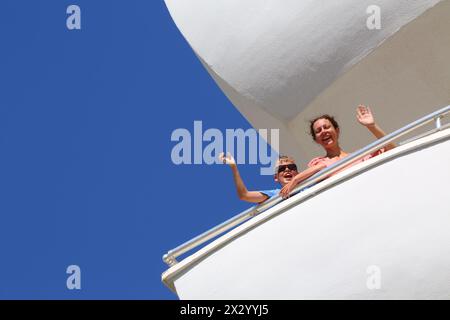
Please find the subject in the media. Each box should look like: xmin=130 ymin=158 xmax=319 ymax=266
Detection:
xmin=0 ymin=1 xmax=278 ymax=299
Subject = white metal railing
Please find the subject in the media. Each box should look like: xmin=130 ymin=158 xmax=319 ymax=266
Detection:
xmin=163 ymin=105 xmax=450 ymax=267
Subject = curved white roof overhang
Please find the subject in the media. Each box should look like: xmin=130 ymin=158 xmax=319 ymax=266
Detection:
xmin=165 ymin=0 xmax=450 ymax=166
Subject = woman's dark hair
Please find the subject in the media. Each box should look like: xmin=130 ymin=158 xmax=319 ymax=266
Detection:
xmin=309 ymin=115 xmax=339 ymax=140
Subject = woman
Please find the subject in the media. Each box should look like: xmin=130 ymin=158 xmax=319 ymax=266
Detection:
xmin=279 ymin=105 xmax=396 ymax=198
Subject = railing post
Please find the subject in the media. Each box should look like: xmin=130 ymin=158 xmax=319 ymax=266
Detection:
xmin=435 ymin=116 xmax=442 ymax=130
xmin=163 ymin=254 xmax=178 ymax=267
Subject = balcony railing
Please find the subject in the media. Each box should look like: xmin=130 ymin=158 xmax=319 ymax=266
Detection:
xmin=163 ymin=105 xmax=450 ymax=267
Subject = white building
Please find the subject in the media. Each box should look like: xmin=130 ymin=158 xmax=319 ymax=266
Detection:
xmin=162 ymin=0 xmax=450 ymax=299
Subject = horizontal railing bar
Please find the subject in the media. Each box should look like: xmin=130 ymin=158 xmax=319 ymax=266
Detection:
xmin=399 ymin=122 xmax=450 ymax=146
xmin=163 ymin=206 xmax=257 ymax=265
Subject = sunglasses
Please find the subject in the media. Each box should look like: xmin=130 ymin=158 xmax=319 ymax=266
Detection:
xmin=277 ymin=164 xmax=298 ymax=173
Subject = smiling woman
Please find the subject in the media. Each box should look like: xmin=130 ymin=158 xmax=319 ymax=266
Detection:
xmin=308 ymin=105 xmax=396 ymax=171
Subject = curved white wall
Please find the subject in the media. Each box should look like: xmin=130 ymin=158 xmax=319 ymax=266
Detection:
xmin=168 ymin=130 xmax=450 ymax=299
xmin=166 ymin=0 xmax=441 ymax=119
xmin=165 ymin=0 xmax=450 ymax=165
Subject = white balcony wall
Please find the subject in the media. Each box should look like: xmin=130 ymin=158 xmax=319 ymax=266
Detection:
xmin=167 ymin=129 xmax=450 ymax=299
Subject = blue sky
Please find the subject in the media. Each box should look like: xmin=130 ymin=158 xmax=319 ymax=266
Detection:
xmin=0 ymin=1 xmax=279 ymax=299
